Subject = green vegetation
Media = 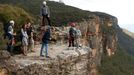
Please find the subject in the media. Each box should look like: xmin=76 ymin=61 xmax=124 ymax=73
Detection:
xmin=99 ymin=45 xmax=134 ymax=75
xmin=117 ymin=29 xmax=134 ymax=55
xmin=0 ymin=23 xmax=7 ymax=50
xmin=0 ymin=4 xmax=33 ymax=49
xmin=0 ymin=4 xmax=33 ymax=30
xmin=0 ymin=0 xmax=91 ymax=26
xmin=48 ymin=1 xmax=91 ymax=26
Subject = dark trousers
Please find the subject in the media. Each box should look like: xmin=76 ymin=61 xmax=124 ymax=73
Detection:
xmin=7 ymin=33 xmax=14 ymax=54
xmin=7 ymin=44 xmax=13 ymax=53
xmin=42 ymin=15 xmax=51 ymax=26
xmin=68 ymin=37 xmax=75 ymax=47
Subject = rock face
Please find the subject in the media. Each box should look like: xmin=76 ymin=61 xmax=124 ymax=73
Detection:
xmin=0 ymin=45 xmax=91 ymax=75
xmin=77 ymin=13 xmax=118 ymax=74
xmin=0 ymin=50 xmax=11 ymax=59
xmin=16 ymin=48 xmax=90 ymax=75
xmin=0 ymin=12 xmax=118 ymax=75
xmin=79 ymin=13 xmax=118 ymax=57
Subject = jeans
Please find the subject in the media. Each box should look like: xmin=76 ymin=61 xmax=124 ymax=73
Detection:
xmin=40 ymin=43 xmax=48 ymax=56
xmin=7 ymin=33 xmax=14 ymax=54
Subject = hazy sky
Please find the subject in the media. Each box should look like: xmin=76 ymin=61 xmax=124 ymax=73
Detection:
xmin=51 ymin=0 xmax=134 ymax=32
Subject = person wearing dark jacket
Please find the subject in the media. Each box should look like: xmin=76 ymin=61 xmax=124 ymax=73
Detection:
xmin=68 ymin=22 xmax=76 ymax=47
xmin=40 ymin=26 xmax=51 ymax=58
xmin=41 ymin=1 xmax=51 ymax=26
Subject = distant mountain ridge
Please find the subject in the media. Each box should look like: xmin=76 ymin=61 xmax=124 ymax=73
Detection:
xmin=123 ymin=28 xmax=134 ymax=38
xmin=117 ymin=27 xmax=134 ymax=55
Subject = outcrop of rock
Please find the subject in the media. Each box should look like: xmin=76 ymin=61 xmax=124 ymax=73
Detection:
xmin=77 ymin=13 xmax=118 ymax=74
xmin=0 ymin=12 xmax=118 ymax=75
xmin=0 ymin=45 xmax=91 ymax=75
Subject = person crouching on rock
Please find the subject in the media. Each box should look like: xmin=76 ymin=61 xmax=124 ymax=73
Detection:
xmin=40 ymin=26 xmax=51 ymax=58
xmin=21 ymin=24 xmax=29 ymax=56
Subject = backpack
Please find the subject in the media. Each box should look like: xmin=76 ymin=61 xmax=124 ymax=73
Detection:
xmin=69 ymin=27 xmax=76 ymax=38
xmin=3 ymin=23 xmax=9 ymax=39
xmin=76 ymin=29 xmax=81 ymax=37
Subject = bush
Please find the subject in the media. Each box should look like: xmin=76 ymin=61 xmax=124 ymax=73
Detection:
xmin=0 ymin=1 xmax=91 ymax=26
xmin=0 ymin=4 xmax=33 ymax=49
xmin=0 ymin=4 xmax=33 ymax=31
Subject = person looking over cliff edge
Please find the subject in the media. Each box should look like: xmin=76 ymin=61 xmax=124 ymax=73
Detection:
xmin=68 ymin=22 xmax=77 ymax=47
xmin=41 ymin=1 xmax=51 ymax=26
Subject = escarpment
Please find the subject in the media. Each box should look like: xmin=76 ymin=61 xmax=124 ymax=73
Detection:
xmin=0 ymin=12 xmax=118 ymax=75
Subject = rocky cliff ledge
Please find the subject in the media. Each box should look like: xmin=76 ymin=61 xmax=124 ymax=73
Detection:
xmin=77 ymin=12 xmax=118 ymax=75
xmin=0 ymin=12 xmax=118 ymax=75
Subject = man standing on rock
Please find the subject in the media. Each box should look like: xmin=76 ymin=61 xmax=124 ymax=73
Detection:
xmin=40 ymin=26 xmax=51 ymax=58
xmin=41 ymin=1 xmax=51 ymax=26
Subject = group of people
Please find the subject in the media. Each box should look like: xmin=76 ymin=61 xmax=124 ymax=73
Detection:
xmin=68 ymin=22 xmax=82 ymax=48
xmin=5 ymin=20 xmax=34 ymax=56
xmin=4 ymin=1 xmax=82 ymax=58
xmin=21 ymin=22 xmax=34 ymax=55
xmin=4 ymin=1 xmax=51 ymax=56
xmin=39 ymin=22 xmax=82 ymax=58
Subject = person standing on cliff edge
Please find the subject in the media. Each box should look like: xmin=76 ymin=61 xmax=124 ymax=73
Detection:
xmin=41 ymin=1 xmax=51 ymax=26
xmin=40 ymin=26 xmax=51 ymax=58
xmin=68 ymin=22 xmax=77 ymax=47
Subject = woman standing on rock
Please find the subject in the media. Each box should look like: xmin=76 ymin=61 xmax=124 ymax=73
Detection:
xmin=21 ymin=24 xmax=29 ymax=55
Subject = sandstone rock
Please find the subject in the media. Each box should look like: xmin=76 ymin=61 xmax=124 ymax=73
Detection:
xmin=0 ymin=50 xmax=11 ymax=59
xmin=0 ymin=12 xmax=118 ymax=75
xmin=57 ymin=50 xmax=79 ymax=60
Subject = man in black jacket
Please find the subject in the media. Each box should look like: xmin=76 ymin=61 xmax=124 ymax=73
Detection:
xmin=40 ymin=26 xmax=51 ymax=58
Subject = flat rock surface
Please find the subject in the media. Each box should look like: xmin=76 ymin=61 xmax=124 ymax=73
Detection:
xmin=9 ymin=43 xmax=90 ymax=68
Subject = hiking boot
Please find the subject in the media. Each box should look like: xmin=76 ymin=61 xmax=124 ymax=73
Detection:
xmin=23 ymin=53 xmax=27 ymax=56
xmin=40 ymin=55 xmax=45 ymax=57
xmin=46 ymin=56 xmax=51 ymax=58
